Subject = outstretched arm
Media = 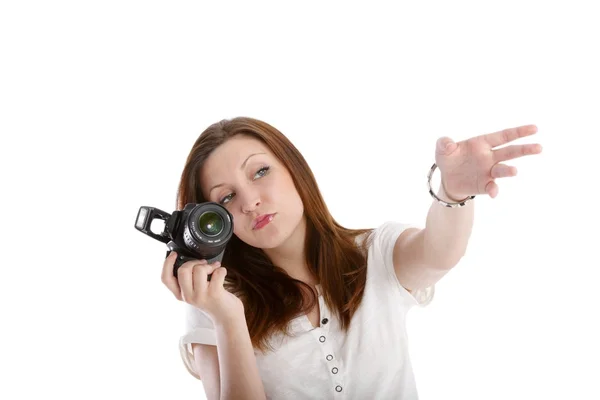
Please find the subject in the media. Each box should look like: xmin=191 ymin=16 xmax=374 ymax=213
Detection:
xmin=393 ymin=124 xmax=542 ymax=291
xmin=393 ymin=181 xmax=474 ymax=292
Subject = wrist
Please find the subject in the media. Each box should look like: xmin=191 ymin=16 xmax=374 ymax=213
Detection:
xmin=213 ymin=310 xmax=247 ymax=331
xmin=427 ymin=163 xmax=474 ymax=208
xmin=439 ymin=181 xmax=468 ymax=202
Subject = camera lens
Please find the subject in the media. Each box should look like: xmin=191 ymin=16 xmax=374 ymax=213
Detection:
xmin=198 ymin=211 xmax=223 ymax=237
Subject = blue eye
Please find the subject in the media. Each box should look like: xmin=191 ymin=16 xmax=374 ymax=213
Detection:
xmin=219 ymin=166 xmax=270 ymax=205
xmin=255 ymin=166 xmax=270 ymax=178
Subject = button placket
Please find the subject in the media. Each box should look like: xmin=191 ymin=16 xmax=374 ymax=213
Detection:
xmin=316 ymin=328 xmax=344 ymax=395
xmin=314 ymin=285 xmax=344 ymax=395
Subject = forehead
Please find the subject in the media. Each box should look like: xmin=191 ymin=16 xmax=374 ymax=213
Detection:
xmin=200 ymin=135 xmax=273 ymax=189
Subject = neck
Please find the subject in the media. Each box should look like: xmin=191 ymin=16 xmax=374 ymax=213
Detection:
xmin=262 ymin=216 xmax=317 ymax=285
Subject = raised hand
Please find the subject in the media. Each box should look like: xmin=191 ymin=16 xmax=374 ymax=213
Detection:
xmin=434 ymin=124 xmax=543 ymax=199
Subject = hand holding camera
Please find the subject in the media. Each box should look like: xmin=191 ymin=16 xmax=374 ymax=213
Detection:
xmin=135 ymin=202 xmax=244 ymax=323
xmin=161 ymin=251 xmax=244 ymax=323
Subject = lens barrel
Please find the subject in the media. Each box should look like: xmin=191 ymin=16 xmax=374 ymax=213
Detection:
xmin=183 ymin=203 xmax=233 ymax=253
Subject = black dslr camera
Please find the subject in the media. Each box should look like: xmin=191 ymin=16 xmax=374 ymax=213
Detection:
xmin=134 ymin=202 xmax=234 ymax=277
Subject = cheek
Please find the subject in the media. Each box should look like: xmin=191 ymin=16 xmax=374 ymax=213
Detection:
xmin=283 ymin=176 xmax=300 ymax=198
xmin=231 ymin=211 xmax=244 ymax=233
xmin=283 ymin=182 xmax=304 ymax=212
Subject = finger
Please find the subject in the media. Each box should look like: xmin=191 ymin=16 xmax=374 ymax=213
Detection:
xmin=490 ymin=163 xmax=517 ymax=179
xmin=193 ymin=262 xmax=221 ymax=294
xmin=494 ymin=143 xmax=543 ymax=162
xmin=181 ymin=260 xmax=209 ymax=291
xmin=181 ymin=258 xmax=207 ymax=270
xmin=184 ymin=259 xmax=206 ymax=285
xmin=482 ymin=124 xmax=538 ymax=148
xmin=177 ymin=263 xmax=195 ymax=302
xmin=161 ymin=251 xmax=178 ymax=283
xmin=209 ymin=266 xmax=228 ymax=292
xmin=161 ymin=251 xmax=183 ymax=300
xmin=179 ymin=261 xmax=211 ymax=302
xmin=485 ymin=180 xmax=499 ymax=198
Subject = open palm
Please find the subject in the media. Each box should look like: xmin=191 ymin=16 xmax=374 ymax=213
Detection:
xmin=434 ymin=124 xmax=543 ymax=199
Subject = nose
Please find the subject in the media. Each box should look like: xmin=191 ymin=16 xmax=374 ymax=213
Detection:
xmin=240 ymin=188 xmax=261 ymax=214
xmin=242 ymin=200 xmax=260 ymax=214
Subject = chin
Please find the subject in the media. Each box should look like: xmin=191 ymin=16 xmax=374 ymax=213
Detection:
xmin=244 ymin=228 xmax=288 ymax=249
xmin=254 ymin=238 xmax=285 ymax=250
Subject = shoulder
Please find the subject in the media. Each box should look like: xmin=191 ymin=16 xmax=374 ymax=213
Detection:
xmin=366 ymin=221 xmax=434 ymax=307
xmin=352 ymin=221 xmax=413 ymax=245
xmin=352 ymin=221 xmax=418 ymax=266
xmin=370 ymin=221 xmax=419 ymax=253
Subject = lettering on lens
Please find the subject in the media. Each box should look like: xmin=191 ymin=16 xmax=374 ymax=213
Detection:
xmin=199 ymin=211 xmax=223 ymax=237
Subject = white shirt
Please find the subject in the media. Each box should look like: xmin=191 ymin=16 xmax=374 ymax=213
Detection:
xmin=179 ymin=221 xmax=435 ymax=399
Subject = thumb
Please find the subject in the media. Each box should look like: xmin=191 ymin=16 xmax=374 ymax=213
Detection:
xmin=436 ymin=136 xmax=457 ymax=155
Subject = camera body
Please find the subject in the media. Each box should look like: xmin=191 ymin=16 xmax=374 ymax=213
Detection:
xmin=135 ymin=202 xmax=234 ymax=277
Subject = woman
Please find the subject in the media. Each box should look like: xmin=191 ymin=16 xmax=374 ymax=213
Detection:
xmin=161 ymin=117 xmax=542 ymax=399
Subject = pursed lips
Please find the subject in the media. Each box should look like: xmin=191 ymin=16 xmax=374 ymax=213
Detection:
xmin=252 ymin=213 xmax=274 ymax=229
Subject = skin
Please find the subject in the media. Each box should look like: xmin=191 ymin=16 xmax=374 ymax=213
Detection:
xmin=199 ymin=135 xmax=317 ymax=285
xmin=164 ymin=124 xmax=543 ymax=312
xmin=159 ymin=123 xmax=543 ymax=397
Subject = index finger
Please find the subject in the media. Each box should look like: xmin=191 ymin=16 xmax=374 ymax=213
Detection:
xmin=482 ymin=124 xmax=538 ymax=148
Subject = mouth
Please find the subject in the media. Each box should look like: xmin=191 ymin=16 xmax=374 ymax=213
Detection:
xmin=252 ymin=213 xmax=275 ymax=230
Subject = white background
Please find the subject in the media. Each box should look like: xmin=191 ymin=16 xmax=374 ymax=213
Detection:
xmin=1 ymin=1 xmax=598 ymax=399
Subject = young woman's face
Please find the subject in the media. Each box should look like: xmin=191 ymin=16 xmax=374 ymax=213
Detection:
xmin=200 ymin=135 xmax=305 ymax=249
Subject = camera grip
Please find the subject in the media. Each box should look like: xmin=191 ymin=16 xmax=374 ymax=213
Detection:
xmin=167 ymin=250 xmax=214 ymax=281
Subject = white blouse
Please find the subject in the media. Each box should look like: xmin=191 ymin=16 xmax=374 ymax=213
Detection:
xmin=179 ymin=221 xmax=435 ymax=399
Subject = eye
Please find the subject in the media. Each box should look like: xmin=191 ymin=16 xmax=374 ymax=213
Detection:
xmin=219 ymin=166 xmax=270 ymax=205
xmin=219 ymin=193 xmax=234 ymax=205
xmin=254 ymin=166 xmax=270 ymax=179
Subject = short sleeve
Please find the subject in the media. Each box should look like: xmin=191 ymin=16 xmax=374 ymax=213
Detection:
xmin=178 ymin=302 xmax=217 ymax=380
xmin=373 ymin=221 xmax=435 ymax=309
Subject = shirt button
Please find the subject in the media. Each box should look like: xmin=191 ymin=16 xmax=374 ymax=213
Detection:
xmin=332 ymin=367 xmax=338 ymax=374
xmin=326 ymin=354 xmax=333 ymax=361
xmin=319 ymin=336 xmax=326 ymax=343
xmin=335 ymin=386 xmax=343 ymax=392
xmin=321 ymin=318 xmax=329 ymax=324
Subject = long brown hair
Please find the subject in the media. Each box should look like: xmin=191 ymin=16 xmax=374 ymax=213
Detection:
xmin=176 ymin=117 xmax=374 ymax=352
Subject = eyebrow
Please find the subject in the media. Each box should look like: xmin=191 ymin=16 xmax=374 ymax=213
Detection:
xmin=208 ymin=152 xmax=266 ymax=196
